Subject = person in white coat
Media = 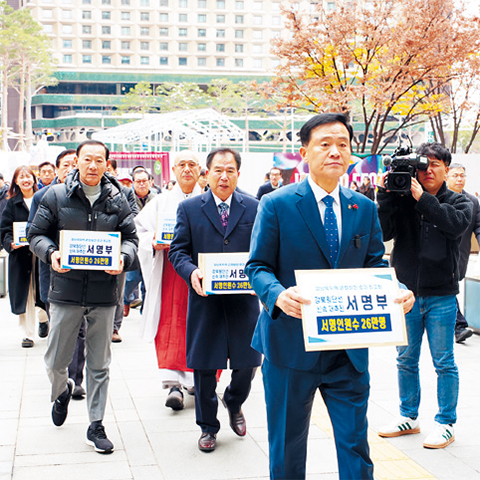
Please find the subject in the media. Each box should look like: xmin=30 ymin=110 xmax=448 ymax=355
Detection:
xmin=135 ymin=151 xmax=202 ymax=410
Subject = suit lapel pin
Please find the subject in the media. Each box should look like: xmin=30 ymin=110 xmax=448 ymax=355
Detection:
xmin=348 ymin=204 xmax=359 ymax=210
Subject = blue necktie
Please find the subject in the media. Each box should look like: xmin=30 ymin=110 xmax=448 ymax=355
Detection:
xmin=322 ymin=195 xmax=339 ymax=264
xmin=219 ymin=202 xmax=229 ymax=231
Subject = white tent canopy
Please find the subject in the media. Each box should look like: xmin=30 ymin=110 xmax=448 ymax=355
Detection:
xmin=92 ymin=108 xmax=246 ymax=152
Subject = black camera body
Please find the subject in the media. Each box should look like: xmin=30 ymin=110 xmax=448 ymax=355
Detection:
xmin=383 ymin=146 xmax=429 ymax=194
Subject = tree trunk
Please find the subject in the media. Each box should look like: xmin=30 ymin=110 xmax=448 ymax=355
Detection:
xmin=17 ymin=60 xmax=25 ymax=151
xmin=25 ymin=64 xmax=33 ymax=151
xmin=1 ymin=56 xmax=9 ymax=151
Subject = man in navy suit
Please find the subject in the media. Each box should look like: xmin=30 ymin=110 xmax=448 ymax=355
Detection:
xmin=245 ymin=113 xmax=414 ymax=480
xmin=169 ymin=147 xmax=262 ymax=453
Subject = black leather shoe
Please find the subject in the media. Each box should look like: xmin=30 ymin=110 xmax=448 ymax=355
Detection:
xmin=455 ymin=327 xmax=473 ymax=343
xmin=38 ymin=322 xmax=49 ymax=338
xmin=165 ymin=386 xmax=184 ymax=411
xmin=52 ymin=379 xmax=74 ymax=426
xmin=198 ymin=432 xmax=216 ymax=452
xmin=221 ymin=396 xmax=247 ymax=437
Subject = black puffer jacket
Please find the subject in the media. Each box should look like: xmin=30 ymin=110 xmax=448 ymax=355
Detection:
xmin=27 ymin=170 xmax=138 ymax=307
xmin=377 ymin=182 xmax=472 ymax=297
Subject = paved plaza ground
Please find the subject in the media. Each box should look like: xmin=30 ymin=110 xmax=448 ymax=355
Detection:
xmin=1 ymin=295 xmax=480 ymax=480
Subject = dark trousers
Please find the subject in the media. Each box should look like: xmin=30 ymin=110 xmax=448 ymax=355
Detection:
xmin=455 ymin=297 xmax=468 ymax=331
xmin=194 ymin=367 xmax=255 ymax=434
xmin=262 ymin=352 xmax=373 ymax=480
xmin=68 ymin=319 xmax=86 ymax=387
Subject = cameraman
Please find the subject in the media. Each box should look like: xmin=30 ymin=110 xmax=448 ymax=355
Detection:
xmin=376 ymin=142 xmax=472 ymax=449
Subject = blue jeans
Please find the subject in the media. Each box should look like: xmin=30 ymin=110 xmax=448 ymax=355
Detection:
xmin=397 ymin=295 xmax=458 ymax=425
xmin=123 ymin=269 xmax=144 ymax=306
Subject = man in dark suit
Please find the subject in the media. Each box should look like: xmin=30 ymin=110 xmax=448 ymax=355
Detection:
xmin=169 ymin=147 xmax=261 ymax=453
xmin=245 ymin=113 xmax=414 ymax=480
xmin=446 ymin=162 xmax=480 ymax=343
xmin=256 ymin=166 xmax=282 ymax=200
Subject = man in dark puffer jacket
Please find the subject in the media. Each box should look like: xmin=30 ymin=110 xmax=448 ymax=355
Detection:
xmin=28 ymin=140 xmax=138 ymax=454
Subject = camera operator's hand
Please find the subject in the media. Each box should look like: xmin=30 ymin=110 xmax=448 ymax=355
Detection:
xmin=410 ymin=178 xmax=424 ymax=201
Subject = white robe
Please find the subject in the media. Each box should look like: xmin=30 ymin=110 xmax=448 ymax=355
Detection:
xmin=135 ymin=183 xmax=202 ymax=342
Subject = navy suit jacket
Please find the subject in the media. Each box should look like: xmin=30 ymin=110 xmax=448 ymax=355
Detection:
xmin=169 ymin=189 xmax=262 ymax=370
xmin=245 ymin=179 xmax=388 ymax=373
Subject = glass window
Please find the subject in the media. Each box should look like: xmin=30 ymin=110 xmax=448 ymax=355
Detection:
xmin=198 ymin=14 xmax=206 ymax=22
xmin=216 ymin=29 xmax=225 ymax=37
xmin=160 ymin=56 xmax=168 ymax=65
xmin=140 ymin=27 xmax=150 ymax=35
xmin=160 ymin=0 xmax=168 ymax=5
xmin=253 ymin=1 xmax=262 ymax=9
xmin=179 ymin=0 xmax=187 ymax=6
xmin=254 ymin=15 xmax=262 ymax=24
xmin=140 ymin=12 xmax=150 ymax=20
xmin=179 ymin=57 xmax=187 ymax=66
xmin=159 ymin=27 xmax=168 ymax=35
xmin=140 ymin=0 xmax=149 ymax=5
xmin=216 ymin=43 xmax=225 ymax=52
xmin=82 ymin=0 xmax=91 ymax=3
xmin=198 ymin=28 xmax=206 ymax=36
xmin=82 ymin=25 xmax=92 ymax=33
xmin=42 ymin=9 xmax=53 ymax=18
xmin=216 ymin=0 xmax=225 ymax=7
xmin=121 ymin=56 xmax=130 ymax=64
xmin=198 ymin=58 xmax=206 ymax=66
xmin=327 ymin=1 xmax=335 ymax=10
xmin=102 ymin=40 xmax=111 ymax=49
xmin=121 ymin=26 xmax=131 ymax=35
xmin=235 ymin=43 xmax=243 ymax=52
xmin=179 ymin=28 xmax=187 ymax=36
xmin=179 ymin=13 xmax=187 ymax=22
xmin=272 ymin=16 xmax=281 ymax=25
xmin=140 ymin=41 xmax=149 ymax=50
xmin=141 ymin=56 xmax=150 ymax=64
xmin=235 ymin=15 xmax=243 ymax=23
xmin=159 ymin=13 xmax=169 ymax=21
xmin=253 ymin=44 xmax=262 ymax=53
xmin=121 ymin=0 xmax=130 ymax=4
xmin=235 ymin=0 xmax=243 ymax=8
xmin=198 ymin=43 xmax=206 ymax=51
xmin=102 ymin=26 xmax=111 ymax=34
xmin=159 ymin=42 xmax=168 ymax=50
xmin=178 ymin=42 xmax=187 ymax=51
xmin=63 ymin=39 xmax=73 ymax=48
xmin=253 ymin=58 xmax=262 ymax=68
xmin=62 ymin=25 xmax=73 ymax=34
xmin=121 ymin=12 xmax=130 ymax=20
xmin=62 ymin=10 xmax=72 ymax=18
xmin=216 ymin=15 xmax=225 ymax=23
xmin=63 ymin=54 xmax=72 ymax=63
xmin=83 ymin=40 xmax=92 ymax=48
xmin=102 ymin=0 xmax=111 ymax=4
xmin=197 ymin=0 xmax=206 ymax=7
xmin=216 ymin=58 xmax=225 ymax=67
xmin=121 ymin=41 xmax=130 ymax=49
xmin=235 ymin=29 xmax=243 ymax=38
xmin=102 ymin=55 xmax=112 ymax=64
xmin=82 ymin=10 xmax=91 ymax=19
xmin=83 ymin=55 xmax=92 ymax=63
xmin=43 ymin=24 xmax=53 ymax=33
xmin=235 ymin=58 xmax=243 ymax=67
xmin=253 ymin=30 xmax=262 ymax=38
xmin=102 ymin=11 xmax=111 ymax=19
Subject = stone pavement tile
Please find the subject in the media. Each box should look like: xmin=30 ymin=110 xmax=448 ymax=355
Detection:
xmin=12 ymin=461 xmax=132 ymax=480
xmin=117 ymin=421 xmax=157 ymax=467
xmin=304 ymin=437 xmax=338 ymax=476
xmin=130 ymin=465 xmax=165 ymax=480
xmin=147 ymin=430 xmax=269 ymax=480
xmin=0 ymin=420 xmax=18 ymax=447
xmin=14 ymin=450 xmax=128 ymax=467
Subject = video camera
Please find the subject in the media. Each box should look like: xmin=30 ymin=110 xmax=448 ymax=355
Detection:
xmin=383 ymin=146 xmax=429 ymax=194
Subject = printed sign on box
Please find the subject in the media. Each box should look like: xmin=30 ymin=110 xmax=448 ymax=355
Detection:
xmin=13 ymin=222 xmax=29 ymax=246
xmin=198 ymin=252 xmax=253 ymax=295
xmin=295 ymin=268 xmax=407 ymax=351
xmin=60 ymin=230 xmax=121 ymax=270
xmin=155 ymin=212 xmax=177 ymax=245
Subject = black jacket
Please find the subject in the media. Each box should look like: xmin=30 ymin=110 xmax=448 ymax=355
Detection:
xmin=457 ymin=190 xmax=480 ymax=280
xmin=27 ymin=170 xmax=138 ymax=307
xmin=377 ymin=182 xmax=472 ymax=297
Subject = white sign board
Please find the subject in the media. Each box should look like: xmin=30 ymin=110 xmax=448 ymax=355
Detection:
xmin=198 ymin=252 xmax=253 ymax=295
xmin=60 ymin=230 xmax=121 ymax=270
xmin=295 ymin=268 xmax=407 ymax=351
xmin=13 ymin=222 xmax=29 ymax=246
xmin=155 ymin=212 xmax=177 ymax=245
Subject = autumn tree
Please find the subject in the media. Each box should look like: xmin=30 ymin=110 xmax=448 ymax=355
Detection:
xmin=262 ymin=0 xmax=479 ymax=154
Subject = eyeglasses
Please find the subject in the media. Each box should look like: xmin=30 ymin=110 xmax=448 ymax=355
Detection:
xmin=449 ymin=173 xmax=466 ymax=179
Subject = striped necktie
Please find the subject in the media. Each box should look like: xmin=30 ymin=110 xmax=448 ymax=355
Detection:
xmin=322 ymin=195 xmax=339 ymax=263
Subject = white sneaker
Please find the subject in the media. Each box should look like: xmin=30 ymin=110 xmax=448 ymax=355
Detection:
xmin=378 ymin=416 xmax=420 ymax=438
xmin=423 ymin=422 xmax=454 ymax=449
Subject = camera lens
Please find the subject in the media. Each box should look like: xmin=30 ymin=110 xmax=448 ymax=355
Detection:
xmin=387 ymin=172 xmax=411 ymax=193
xmin=392 ymin=175 xmax=408 ymax=190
